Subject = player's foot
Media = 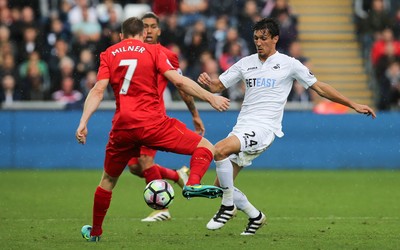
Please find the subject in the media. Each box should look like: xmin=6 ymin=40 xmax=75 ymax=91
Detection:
xmin=182 ymin=184 xmax=223 ymax=199
xmin=81 ymin=225 xmax=101 ymax=242
xmin=207 ymin=204 xmax=237 ymax=230
xmin=240 ymin=211 xmax=267 ymax=235
xmin=176 ymin=166 xmax=189 ymax=188
xmin=141 ymin=209 xmax=171 ymax=222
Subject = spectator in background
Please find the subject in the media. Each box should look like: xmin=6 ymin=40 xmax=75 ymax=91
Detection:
xmin=80 ymin=70 xmax=114 ymax=100
xmin=215 ymin=27 xmax=249 ymax=62
xmin=159 ymin=13 xmax=185 ymax=47
xmin=178 ymin=0 xmax=208 ymax=27
xmin=16 ymin=25 xmax=44 ymax=64
xmin=219 ymin=41 xmax=243 ymax=72
xmin=207 ymin=0 xmax=238 ymax=28
xmin=96 ymin=0 xmax=123 ymax=26
xmin=18 ymin=51 xmax=50 ymax=96
xmin=9 ymin=6 xmax=41 ymax=43
xmin=48 ymin=39 xmax=71 ymax=92
xmin=52 ymin=76 xmax=83 ymax=105
xmin=392 ymin=8 xmax=400 ymax=39
xmin=358 ymin=0 xmax=392 ymax=61
xmin=0 ymin=25 xmax=17 ymax=59
xmin=152 ymin=0 xmax=178 ymax=21
xmin=182 ymin=20 xmax=209 ymax=80
xmin=287 ymin=40 xmax=314 ymax=103
xmin=237 ymin=0 xmax=261 ymax=54
xmin=21 ymin=62 xmax=46 ymax=100
xmin=210 ymin=15 xmax=229 ymax=59
xmin=68 ymin=0 xmax=98 ymax=26
xmin=375 ymin=40 xmax=400 ymax=83
xmin=275 ymin=8 xmax=298 ymax=54
xmin=75 ymin=48 xmax=96 ymax=84
xmin=71 ymin=4 xmax=101 ymax=58
xmin=371 ymin=28 xmax=400 ymax=66
xmin=44 ymin=16 xmax=72 ymax=55
xmin=0 ymin=53 xmax=18 ymax=80
xmin=268 ymin=0 xmax=294 ymax=20
xmin=377 ymin=60 xmax=400 ymax=110
xmin=0 ymin=74 xmax=21 ymax=106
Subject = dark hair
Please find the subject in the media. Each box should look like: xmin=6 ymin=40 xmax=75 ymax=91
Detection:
xmin=253 ymin=18 xmax=280 ymax=38
xmin=121 ymin=17 xmax=144 ymax=37
xmin=141 ymin=12 xmax=159 ymax=25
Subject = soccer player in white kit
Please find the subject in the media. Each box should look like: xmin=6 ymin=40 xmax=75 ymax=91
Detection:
xmin=197 ymin=18 xmax=376 ymax=235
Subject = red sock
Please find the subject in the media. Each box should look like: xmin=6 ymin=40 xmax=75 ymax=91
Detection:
xmin=91 ymin=186 xmax=112 ymax=236
xmin=142 ymin=165 xmax=162 ymax=184
xmin=186 ymin=147 xmax=213 ymax=185
xmin=156 ymin=165 xmax=179 ymax=182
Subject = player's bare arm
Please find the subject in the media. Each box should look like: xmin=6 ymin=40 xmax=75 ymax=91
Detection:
xmin=164 ymin=70 xmax=230 ymax=112
xmin=178 ymin=89 xmax=205 ymax=135
xmin=76 ymin=79 xmax=109 ymax=144
xmin=197 ymin=72 xmax=226 ymax=93
xmin=310 ymin=81 xmax=376 ymax=119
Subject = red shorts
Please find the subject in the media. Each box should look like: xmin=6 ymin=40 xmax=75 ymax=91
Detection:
xmin=104 ymin=118 xmax=202 ymax=177
xmin=127 ymin=146 xmax=157 ymax=166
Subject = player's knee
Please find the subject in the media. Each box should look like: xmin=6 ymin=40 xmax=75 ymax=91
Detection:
xmin=214 ymin=144 xmax=229 ymax=161
xmin=138 ymin=155 xmax=154 ymax=169
xmin=128 ymin=164 xmax=142 ymax=177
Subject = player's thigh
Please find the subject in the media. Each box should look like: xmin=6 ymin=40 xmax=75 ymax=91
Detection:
xmin=143 ymin=118 xmax=202 ymax=155
xmin=214 ymin=135 xmax=241 ymax=160
xmin=104 ymin=129 xmax=141 ymax=177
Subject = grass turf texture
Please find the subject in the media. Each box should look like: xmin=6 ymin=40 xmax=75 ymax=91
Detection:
xmin=0 ymin=170 xmax=399 ymax=250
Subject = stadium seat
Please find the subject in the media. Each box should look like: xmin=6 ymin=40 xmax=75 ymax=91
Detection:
xmin=123 ymin=4 xmax=151 ymax=20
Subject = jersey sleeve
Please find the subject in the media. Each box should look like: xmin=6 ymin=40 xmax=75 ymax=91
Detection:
xmin=291 ymin=58 xmax=317 ymax=89
xmin=155 ymin=46 xmax=175 ymax=75
xmin=97 ymin=51 xmax=110 ymax=81
xmin=219 ymin=60 xmax=244 ymax=88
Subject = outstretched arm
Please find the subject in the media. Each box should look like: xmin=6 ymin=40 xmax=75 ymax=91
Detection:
xmin=178 ymin=89 xmax=205 ymax=135
xmin=164 ymin=70 xmax=230 ymax=112
xmin=197 ymin=72 xmax=226 ymax=93
xmin=310 ymin=81 xmax=376 ymax=118
xmin=76 ymin=79 xmax=109 ymax=144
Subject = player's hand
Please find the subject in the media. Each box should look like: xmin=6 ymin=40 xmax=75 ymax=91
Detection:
xmin=197 ymin=72 xmax=212 ymax=87
xmin=76 ymin=124 xmax=88 ymax=145
xmin=353 ymin=104 xmax=376 ymax=119
xmin=210 ymin=95 xmax=230 ymax=112
xmin=193 ymin=116 xmax=205 ymax=136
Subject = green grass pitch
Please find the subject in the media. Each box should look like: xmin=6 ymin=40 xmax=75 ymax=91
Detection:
xmin=0 ymin=169 xmax=399 ymax=250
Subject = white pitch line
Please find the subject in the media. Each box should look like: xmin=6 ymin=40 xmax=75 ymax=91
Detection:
xmin=1 ymin=216 xmax=399 ymax=222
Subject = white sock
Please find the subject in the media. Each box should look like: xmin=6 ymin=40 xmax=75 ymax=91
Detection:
xmin=215 ymin=158 xmax=234 ymax=206
xmin=233 ymin=187 xmax=260 ymax=218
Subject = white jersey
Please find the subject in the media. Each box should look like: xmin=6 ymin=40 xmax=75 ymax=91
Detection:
xmin=219 ymin=51 xmax=317 ymax=137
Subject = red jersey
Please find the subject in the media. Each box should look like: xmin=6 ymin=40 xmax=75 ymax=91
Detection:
xmin=97 ymin=39 xmax=174 ymax=130
xmin=158 ymin=45 xmax=180 ymax=113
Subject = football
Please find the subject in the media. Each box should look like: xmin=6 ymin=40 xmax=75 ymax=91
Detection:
xmin=143 ymin=179 xmax=174 ymax=210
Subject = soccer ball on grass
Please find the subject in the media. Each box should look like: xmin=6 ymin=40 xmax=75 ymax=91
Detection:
xmin=143 ymin=179 xmax=174 ymax=210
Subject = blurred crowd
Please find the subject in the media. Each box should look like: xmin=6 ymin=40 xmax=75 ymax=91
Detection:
xmin=0 ymin=0 xmax=307 ymax=108
xmin=354 ymin=0 xmax=400 ymax=111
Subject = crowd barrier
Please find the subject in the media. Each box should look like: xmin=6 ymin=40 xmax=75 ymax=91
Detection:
xmin=0 ymin=109 xmax=399 ymax=169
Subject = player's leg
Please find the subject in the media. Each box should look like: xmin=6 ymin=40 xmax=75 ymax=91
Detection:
xmin=207 ymin=141 xmax=241 ymax=230
xmin=127 ymin=147 xmax=188 ymax=187
xmin=233 ymin=185 xmax=267 ymax=236
xmin=141 ymin=118 xmax=222 ymax=198
xmin=82 ymin=171 xmax=120 ymax=242
xmin=82 ymin=129 xmax=139 ymax=241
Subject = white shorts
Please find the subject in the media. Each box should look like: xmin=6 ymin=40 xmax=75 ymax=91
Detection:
xmin=228 ymin=126 xmax=275 ymax=167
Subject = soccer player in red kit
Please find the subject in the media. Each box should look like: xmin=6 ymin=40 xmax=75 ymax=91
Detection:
xmin=76 ymin=17 xmax=230 ymax=242
xmin=127 ymin=12 xmax=205 ymax=222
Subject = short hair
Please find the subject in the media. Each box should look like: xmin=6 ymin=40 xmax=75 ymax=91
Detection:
xmin=141 ymin=12 xmax=159 ymax=25
xmin=253 ymin=18 xmax=280 ymax=38
xmin=121 ymin=17 xmax=144 ymax=37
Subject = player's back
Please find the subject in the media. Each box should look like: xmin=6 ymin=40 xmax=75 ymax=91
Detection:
xmin=98 ymin=39 xmax=173 ymax=129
